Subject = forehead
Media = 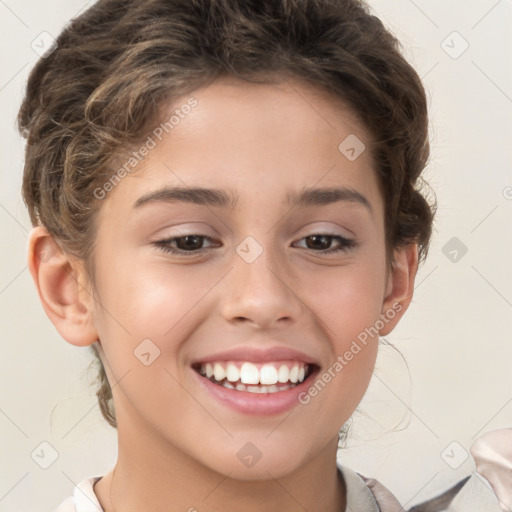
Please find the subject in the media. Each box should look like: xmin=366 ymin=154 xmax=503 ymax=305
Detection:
xmin=168 ymin=75 xmax=371 ymax=158
xmin=98 ymin=75 xmax=381 ymax=217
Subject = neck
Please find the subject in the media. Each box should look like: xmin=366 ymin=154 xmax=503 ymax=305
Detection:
xmin=95 ymin=420 xmax=346 ymax=512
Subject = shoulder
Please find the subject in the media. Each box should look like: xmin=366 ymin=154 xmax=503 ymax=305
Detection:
xmin=338 ymin=463 xmax=401 ymax=512
xmin=409 ymin=473 xmax=503 ymax=512
xmin=52 ymin=476 xmax=103 ymax=512
xmin=338 ymin=462 xmax=503 ymax=512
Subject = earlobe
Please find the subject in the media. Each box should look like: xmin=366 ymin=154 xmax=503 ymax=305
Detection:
xmin=379 ymin=244 xmax=419 ymax=336
xmin=28 ymin=226 xmax=98 ymax=346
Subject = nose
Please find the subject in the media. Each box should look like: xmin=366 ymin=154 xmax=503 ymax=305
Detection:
xmin=220 ymin=245 xmax=303 ymax=329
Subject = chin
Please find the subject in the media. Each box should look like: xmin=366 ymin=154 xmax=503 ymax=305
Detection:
xmin=194 ymin=439 xmax=308 ymax=482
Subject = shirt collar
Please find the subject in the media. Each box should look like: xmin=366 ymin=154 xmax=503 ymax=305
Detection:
xmin=337 ymin=463 xmax=380 ymax=512
xmin=73 ymin=468 xmax=381 ymax=512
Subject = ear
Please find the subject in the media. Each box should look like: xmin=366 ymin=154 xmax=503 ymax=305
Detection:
xmin=378 ymin=244 xmax=418 ymax=336
xmin=27 ymin=226 xmax=98 ymax=346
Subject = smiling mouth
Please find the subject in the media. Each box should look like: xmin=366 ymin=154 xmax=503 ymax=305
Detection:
xmin=192 ymin=360 xmax=317 ymax=394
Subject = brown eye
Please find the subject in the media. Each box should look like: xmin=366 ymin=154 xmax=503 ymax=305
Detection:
xmin=305 ymin=235 xmax=332 ymax=250
xmin=175 ymin=235 xmax=205 ymax=251
xmin=294 ymin=234 xmax=357 ymax=254
xmin=154 ymin=235 xmax=219 ymax=255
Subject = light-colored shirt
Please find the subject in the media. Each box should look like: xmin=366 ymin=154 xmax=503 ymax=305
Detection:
xmin=52 ymin=463 xmax=503 ymax=512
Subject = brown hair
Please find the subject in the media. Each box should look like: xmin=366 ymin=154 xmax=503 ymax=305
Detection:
xmin=18 ymin=0 xmax=435 ymax=428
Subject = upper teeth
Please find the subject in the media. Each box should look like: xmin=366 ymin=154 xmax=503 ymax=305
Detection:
xmin=200 ymin=361 xmax=308 ymax=385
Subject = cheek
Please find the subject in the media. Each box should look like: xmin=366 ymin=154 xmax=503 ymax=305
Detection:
xmin=304 ymin=258 xmax=387 ymax=341
xmin=91 ymin=255 xmax=222 ymax=375
xmin=94 ymin=255 xmax=209 ymax=331
xmin=299 ymin=259 xmax=386 ymax=416
xmin=90 ymin=259 xmax=222 ymax=432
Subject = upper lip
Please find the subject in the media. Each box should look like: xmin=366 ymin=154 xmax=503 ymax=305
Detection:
xmin=191 ymin=346 xmax=319 ymax=366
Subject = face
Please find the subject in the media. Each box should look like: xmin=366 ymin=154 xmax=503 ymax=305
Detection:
xmin=87 ymin=75 xmax=399 ymax=480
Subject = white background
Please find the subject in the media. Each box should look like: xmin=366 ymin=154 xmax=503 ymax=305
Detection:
xmin=0 ymin=0 xmax=511 ymax=510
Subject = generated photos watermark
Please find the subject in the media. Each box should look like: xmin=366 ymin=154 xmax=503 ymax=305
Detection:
xmin=298 ymin=302 xmax=402 ymax=405
xmin=93 ymin=97 xmax=198 ymax=200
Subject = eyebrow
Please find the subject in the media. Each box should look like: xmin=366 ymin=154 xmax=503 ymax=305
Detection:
xmin=134 ymin=187 xmax=239 ymax=209
xmin=133 ymin=186 xmax=372 ymax=212
xmin=286 ymin=186 xmax=372 ymax=212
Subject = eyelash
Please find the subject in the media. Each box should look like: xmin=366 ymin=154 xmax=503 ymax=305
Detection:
xmin=153 ymin=234 xmax=357 ymax=256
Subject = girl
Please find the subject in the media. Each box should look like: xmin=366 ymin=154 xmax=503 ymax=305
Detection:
xmin=19 ymin=0 xmax=509 ymax=510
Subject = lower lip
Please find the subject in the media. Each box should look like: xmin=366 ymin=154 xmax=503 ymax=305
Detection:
xmin=192 ymin=368 xmax=318 ymax=416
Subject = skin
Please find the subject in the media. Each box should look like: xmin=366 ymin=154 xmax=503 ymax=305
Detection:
xmin=28 ymin=75 xmax=417 ymax=511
